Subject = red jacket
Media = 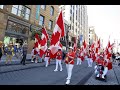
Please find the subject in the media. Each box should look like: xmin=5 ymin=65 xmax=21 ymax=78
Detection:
xmin=56 ymin=51 xmax=62 ymax=60
xmin=45 ymin=50 xmax=50 ymax=57
xmin=65 ymin=51 xmax=75 ymax=65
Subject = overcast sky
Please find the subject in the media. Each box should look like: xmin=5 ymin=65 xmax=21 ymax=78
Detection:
xmin=87 ymin=5 xmax=120 ymax=48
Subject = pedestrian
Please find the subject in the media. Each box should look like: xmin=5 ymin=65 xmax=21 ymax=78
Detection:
xmin=112 ymin=53 xmax=116 ymax=62
xmin=14 ymin=45 xmax=18 ymax=58
xmin=31 ymin=47 xmax=35 ymax=62
xmin=20 ymin=42 xmax=28 ymax=65
xmin=54 ymin=48 xmax=63 ymax=72
xmin=44 ymin=48 xmax=50 ymax=67
xmin=18 ymin=45 xmax=23 ymax=60
xmin=0 ymin=41 xmax=3 ymax=61
xmin=115 ymin=52 xmax=120 ymax=65
xmin=5 ymin=43 xmax=14 ymax=64
xmin=65 ymin=47 xmax=75 ymax=85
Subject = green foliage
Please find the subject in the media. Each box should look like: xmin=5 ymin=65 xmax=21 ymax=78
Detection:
xmin=30 ymin=29 xmax=42 ymax=40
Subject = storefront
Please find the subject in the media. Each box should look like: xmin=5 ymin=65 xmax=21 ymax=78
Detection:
xmin=4 ymin=16 xmax=30 ymax=47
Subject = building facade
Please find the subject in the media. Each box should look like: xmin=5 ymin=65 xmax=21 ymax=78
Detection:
xmin=59 ymin=5 xmax=88 ymax=47
xmin=88 ymin=26 xmax=98 ymax=45
xmin=0 ymin=5 xmax=59 ymax=53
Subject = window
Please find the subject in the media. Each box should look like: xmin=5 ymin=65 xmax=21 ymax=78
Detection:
xmin=70 ymin=16 xmax=71 ymax=21
xmin=36 ymin=5 xmax=40 ymax=20
xmin=73 ymin=6 xmax=74 ymax=10
xmin=76 ymin=22 xmax=77 ymax=26
xmin=72 ymin=26 xmax=74 ymax=30
xmin=0 ymin=5 xmax=4 ymax=9
xmin=70 ymin=9 xmax=72 ymax=14
xmin=41 ymin=5 xmax=46 ymax=10
xmin=50 ymin=6 xmax=54 ymax=16
xmin=6 ymin=20 xmax=29 ymax=35
xmin=11 ymin=5 xmax=30 ymax=20
xmin=39 ymin=15 xmax=44 ymax=26
xmin=63 ymin=12 xmax=65 ymax=17
xmin=70 ymin=24 xmax=71 ymax=29
xmin=76 ymin=15 xmax=77 ymax=20
xmin=48 ymin=20 xmax=53 ymax=30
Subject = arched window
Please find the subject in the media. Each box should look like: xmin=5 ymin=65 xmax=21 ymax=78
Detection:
xmin=50 ymin=6 xmax=54 ymax=16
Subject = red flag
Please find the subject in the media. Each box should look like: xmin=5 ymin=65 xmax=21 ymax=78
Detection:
xmin=97 ymin=39 xmax=100 ymax=48
xmin=49 ymin=11 xmax=65 ymax=58
xmin=40 ymin=27 xmax=49 ymax=58
xmin=83 ymin=40 xmax=86 ymax=49
xmin=34 ymin=33 xmax=41 ymax=54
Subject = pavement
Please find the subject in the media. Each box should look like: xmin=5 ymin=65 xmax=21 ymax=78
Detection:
xmin=0 ymin=59 xmax=95 ymax=85
xmin=0 ymin=55 xmax=120 ymax=85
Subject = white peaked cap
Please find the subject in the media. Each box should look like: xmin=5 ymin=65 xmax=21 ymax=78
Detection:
xmin=69 ymin=47 xmax=73 ymax=49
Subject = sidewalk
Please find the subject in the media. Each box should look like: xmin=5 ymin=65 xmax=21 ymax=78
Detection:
xmin=0 ymin=59 xmax=56 ymax=74
xmin=0 ymin=54 xmax=36 ymax=66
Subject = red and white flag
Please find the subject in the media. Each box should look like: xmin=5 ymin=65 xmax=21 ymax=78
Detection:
xmin=34 ymin=33 xmax=41 ymax=54
xmin=49 ymin=11 xmax=65 ymax=58
xmin=40 ymin=27 xmax=49 ymax=58
xmin=104 ymin=40 xmax=113 ymax=70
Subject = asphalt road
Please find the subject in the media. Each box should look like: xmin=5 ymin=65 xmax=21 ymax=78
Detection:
xmin=0 ymin=60 xmax=94 ymax=85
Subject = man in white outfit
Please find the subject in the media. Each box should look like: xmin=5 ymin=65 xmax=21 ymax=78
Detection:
xmin=54 ymin=48 xmax=63 ymax=71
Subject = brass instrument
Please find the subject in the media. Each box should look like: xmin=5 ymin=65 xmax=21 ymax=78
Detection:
xmin=65 ymin=57 xmax=69 ymax=62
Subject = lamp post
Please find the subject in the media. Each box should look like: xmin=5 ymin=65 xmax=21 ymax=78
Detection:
xmin=65 ymin=25 xmax=70 ymax=51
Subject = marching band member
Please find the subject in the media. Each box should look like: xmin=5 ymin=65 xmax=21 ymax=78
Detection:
xmin=54 ymin=48 xmax=63 ymax=72
xmin=65 ymin=47 xmax=75 ymax=85
xmin=44 ymin=48 xmax=50 ymax=67
xmin=76 ymin=49 xmax=82 ymax=65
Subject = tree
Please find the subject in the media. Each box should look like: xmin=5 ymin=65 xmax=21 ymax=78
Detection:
xmin=30 ymin=29 xmax=42 ymax=40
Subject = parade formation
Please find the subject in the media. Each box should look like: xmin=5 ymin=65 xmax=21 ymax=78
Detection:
xmin=0 ymin=9 xmax=118 ymax=85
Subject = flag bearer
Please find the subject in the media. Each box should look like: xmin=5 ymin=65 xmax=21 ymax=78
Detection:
xmin=54 ymin=48 xmax=63 ymax=72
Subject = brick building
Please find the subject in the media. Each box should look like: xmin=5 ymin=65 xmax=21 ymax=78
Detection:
xmin=0 ymin=5 xmax=59 ymax=53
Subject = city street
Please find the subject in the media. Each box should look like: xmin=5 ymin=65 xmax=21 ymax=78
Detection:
xmin=0 ymin=59 xmax=120 ymax=85
xmin=0 ymin=60 xmax=94 ymax=85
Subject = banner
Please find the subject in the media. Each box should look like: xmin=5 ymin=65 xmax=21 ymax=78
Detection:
xmin=79 ymin=35 xmax=83 ymax=45
xmin=36 ymin=5 xmax=40 ymax=20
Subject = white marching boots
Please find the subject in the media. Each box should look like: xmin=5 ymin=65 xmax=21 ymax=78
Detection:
xmin=66 ymin=79 xmax=70 ymax=85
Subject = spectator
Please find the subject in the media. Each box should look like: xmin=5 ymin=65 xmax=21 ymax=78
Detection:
xmin=0 ymin=41 xmax=3 ymax=61
xmin=20 ymin=42 xmax=28 ymax=65
xmin=31 ymin=47 xmax=35 ymax=62
xmin=5 ymin=43 xmax=14 ymax=64
xmin=112 ymin=53 xmax=116 ymax=62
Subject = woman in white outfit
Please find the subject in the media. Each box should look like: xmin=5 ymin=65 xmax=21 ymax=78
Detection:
xmin=65 ymin=47 xmax=75 ymax=85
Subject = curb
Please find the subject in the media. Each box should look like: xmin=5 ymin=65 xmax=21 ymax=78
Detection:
xmin=0 ymin=62 xmax=56 ymax=74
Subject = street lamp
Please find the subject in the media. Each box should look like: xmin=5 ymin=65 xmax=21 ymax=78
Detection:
xmin=65 ymin=25 xmax=70 ymax=51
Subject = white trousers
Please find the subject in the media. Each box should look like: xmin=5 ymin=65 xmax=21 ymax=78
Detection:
xmin=77 ymin=58 xmax=82 ymax=65
xmin=45 ymin=57 xmax=49 ymax=67
xmin=66 ymin=64 xmax=74 ymax=80
xmin=55 ymin=59 xmax=63 ymax=71
xmin=87 ymin=58 xmax=93 ymax=67
xmin=103 ymin=67 xmax=108 ymax=76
